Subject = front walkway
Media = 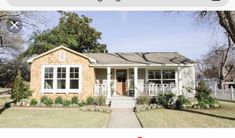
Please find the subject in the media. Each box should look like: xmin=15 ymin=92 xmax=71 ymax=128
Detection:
xmin=107 ymin=108 xmax=142 ymax=128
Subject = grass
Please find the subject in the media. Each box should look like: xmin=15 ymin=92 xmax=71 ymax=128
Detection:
xmin=0 ymin=107 xmax=110 ymax=128
xmin=136 ymin=101 xmax=235 ymax=128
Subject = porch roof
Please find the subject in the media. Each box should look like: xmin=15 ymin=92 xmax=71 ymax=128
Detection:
xmin=83 ymin=52 xmax=196 ymax=66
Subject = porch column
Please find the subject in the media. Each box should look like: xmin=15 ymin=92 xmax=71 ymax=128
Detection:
xmin=192 ymin=65 xmax=196 ymax=94
xmin=178 ymin=67 xmax=182 ymax=95
xmin=107 ymin=67 xmax=111 ymax=99
xmin=175 ymin=68 xmax=179 ymax=96
xmin=134 ymin=67 xmax=138 ymax=98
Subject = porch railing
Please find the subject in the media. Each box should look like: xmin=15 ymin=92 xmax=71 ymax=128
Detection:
xmin=137 ymin=84 xmax=177 ymax=96
xmin=94 ymin=83 xmax=176 ymax=97
xmin=94 ymin=83 xmax=107 ymax=96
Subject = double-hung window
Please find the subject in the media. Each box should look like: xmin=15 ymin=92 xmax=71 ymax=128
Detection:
xmin=162 ymin=70 xmax=175 ymax=84
xmin=148 ymin=69 xmax=176 ymax=85
xmin=57 ymin=67 xmax=66 ymax=89
xmin=42 ymin=65 xmax=81 ymax=93
xmin=70 ymin=67 xmax=79 ymax=89
xmin=148 ymin=70 xmax=161 ymax=84
xmin=44 ymin=67 xmax=54 ymax=89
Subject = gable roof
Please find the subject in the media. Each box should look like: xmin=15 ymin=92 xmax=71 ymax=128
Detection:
xmin=27 ymin=46 xmax=96 ymax=63
xmin=83 ymin=52 xmax=196 ymax=66
xmin=27 ymin=46 xmax=195 ymax=66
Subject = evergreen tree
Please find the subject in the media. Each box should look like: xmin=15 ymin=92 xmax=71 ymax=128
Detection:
xmin=11 ymin=70 xmax=32 ymax=102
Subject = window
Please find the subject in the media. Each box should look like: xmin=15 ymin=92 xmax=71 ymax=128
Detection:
xmin=42 ymin=65 xmax=81 ymax=93
xmin=148 ymin=70 xmax=161 ymax=84
xmin=57 ymin=67 xmax=66 ymax=89
xmin=70 ymin=67 xmax=79 ymax=89
xmin=44 ymin=67 xmax=53 ymax=89
xmin=162 ymin=70 xmax=175 ymax=84
xmin=148 ymin=69 xmax=175 ymax=84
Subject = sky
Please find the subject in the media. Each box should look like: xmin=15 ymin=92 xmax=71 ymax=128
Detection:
xmin=23 ymin=11 xmax=226 ymax=60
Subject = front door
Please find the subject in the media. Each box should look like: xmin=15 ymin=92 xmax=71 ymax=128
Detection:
xmin=116 ymin=70 xmax=127 ymax=95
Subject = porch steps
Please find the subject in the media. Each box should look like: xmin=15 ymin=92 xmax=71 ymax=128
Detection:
xmin=110 ymin=96 xmax=136 ymax=108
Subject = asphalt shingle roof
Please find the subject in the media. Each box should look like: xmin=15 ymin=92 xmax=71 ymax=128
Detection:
xmin=83 ymin=52 xmax=195 ymax=65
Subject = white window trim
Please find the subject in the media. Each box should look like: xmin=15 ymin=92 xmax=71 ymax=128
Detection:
xmin=41 ymin=65 xmax=82 ymax=94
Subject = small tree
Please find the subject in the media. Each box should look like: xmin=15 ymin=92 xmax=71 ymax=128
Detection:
xmin=195 ymin=80 xmax=212 ymax=101
xmin=11 ymin=70 xmax=32 ymax=102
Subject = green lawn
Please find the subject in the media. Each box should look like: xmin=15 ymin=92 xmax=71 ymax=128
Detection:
xmin=136 ymin=101 xmax=235 ymax=128
xmin=0 ymin=107 xmax=110 ymax=128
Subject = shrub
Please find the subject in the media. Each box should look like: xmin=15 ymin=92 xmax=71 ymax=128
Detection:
xmin=94 ymin=95 xmax=106 ymax=106
xmin=136 ymin=95 xmax=150 ymax=105
xmin=40 ymin=96 xmax=53 ymax=106
xmin=71 ymin=96 xmax=79 ymax=104
xmin=54 ymin=96 xmax=63 ymax=104
xmin=40 ymin=96 xmax=48 ymax=103
xmin=195 ymin=80 xmax=212 ymax=101
xmin=156 ymin=94 xmax=166 ymax=106
xmin=86 ymin=96 xmax=94 ymax=105
xmin=167 ymin=96 xmax=178 ymax=109
xmin=30 ymin=99 xmax=38 ymax=106
xmin=44 ymin=98 xmax=53 ymax=106
xmin=11 ymin=70 xmax=32 ymax=102
xmin=63 ymin=100 xmax=71 ymax=106
xmin=175 ymin=95 xmax=190 ymax=109
xmin=78 ymin=100 xmax=87 ymax=106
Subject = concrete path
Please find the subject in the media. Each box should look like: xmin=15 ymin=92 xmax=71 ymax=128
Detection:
xmin=107 ymin=108 xmax=142 ymax=128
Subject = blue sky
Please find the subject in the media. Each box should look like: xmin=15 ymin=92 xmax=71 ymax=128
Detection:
xmin=24 ymin=11 xmax=225 ymax=60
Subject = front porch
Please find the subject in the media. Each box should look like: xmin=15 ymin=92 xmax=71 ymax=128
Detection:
xmin=93 ymin=66 xmax=194 ymax=99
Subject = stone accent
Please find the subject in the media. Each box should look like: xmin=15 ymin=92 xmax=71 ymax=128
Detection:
xmin=30 ymin=48 xmax=95 ymax=100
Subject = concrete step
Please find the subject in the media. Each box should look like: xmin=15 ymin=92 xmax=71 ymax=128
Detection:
xmin=111 ymin=97 xmax=136 ymax=108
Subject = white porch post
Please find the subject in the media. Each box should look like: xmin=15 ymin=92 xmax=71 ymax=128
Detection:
xmin=192 ymin=65 xmax=196 ymax=94
xmin=178 ymin=67 xmax=182 ymax=95
xmin=134 ymin=67 xmax=138 ymax=98
xmin=107 ymin=67 xmax=111 ymax=99
xmin=175 ymin=68 xmax=179 ymax=96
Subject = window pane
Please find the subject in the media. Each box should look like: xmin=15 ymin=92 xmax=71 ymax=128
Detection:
xmin=70 ymin=67 xmax=79 ymax=78
xmin=163 ymin=70 xmax=175 ymax=79
xmin=57 ymin=67 xmax=66 ymax=78
xmin=148 ymin=71 xmax=154 ymax=79
xmin=75 ymin=67 xmax=79 ymax=72
xmin=45 ymin=67 xmax=53 ymax=78
xmin=70 ymin=67 xmax=74 ymax=72
xmin=57 ymin=80 xmax=66 ymax=89
xmin=44 ymin=80 xmax=53 ymax=89
xmin=70 ymin=80 xmax=79 ymax=89
xmin=154 ymin=71 xmax=161 ymax=79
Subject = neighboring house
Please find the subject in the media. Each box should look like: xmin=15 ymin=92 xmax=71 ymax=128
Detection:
xmin=27 ymin=46 xmax=196 ymax=101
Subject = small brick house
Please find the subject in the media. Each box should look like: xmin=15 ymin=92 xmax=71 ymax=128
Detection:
xmin=27 ymin=46 xmax=196 ymax=102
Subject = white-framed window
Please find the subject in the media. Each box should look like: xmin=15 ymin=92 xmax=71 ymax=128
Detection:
xmin=41 ymin=65 xmax=82 ymax=94
xmin=44 ymin=67 xmax=54 ymax=89
xmin=148 ymin=70 xmax=161 ymax=84
xmin=69 ymin=67 xmax=80 ymax=89
xmin=57 ymin=67 xmax=66 ymax=89
xmin=148 ymin=69 xmax=175 ymax=85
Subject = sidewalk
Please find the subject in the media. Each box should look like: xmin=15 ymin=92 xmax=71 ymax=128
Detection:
xmin=107 ymin=108 xmax=142 ymax=128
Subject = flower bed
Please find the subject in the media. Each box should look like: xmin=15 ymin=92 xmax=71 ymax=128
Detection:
xmin=10 ymin=94 xmax=111 ymax=113
xmin=135 ymin=81 xmax=221 ymax=112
